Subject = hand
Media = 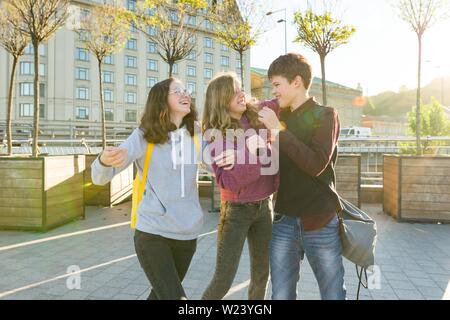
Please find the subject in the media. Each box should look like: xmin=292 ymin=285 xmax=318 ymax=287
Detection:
xmin=214 ymin=150 xmax=235 ymax=171
xmin=258 ymin=107 xmax=282 ymax=130
xmin=99 ymin=147 xmax=128 ymax=168
xmin=246 ymin=134 xmax=266 ymax=155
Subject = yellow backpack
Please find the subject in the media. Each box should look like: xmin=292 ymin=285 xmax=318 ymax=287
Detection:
xmin=130 ymin=135 xmax=202 ymax=229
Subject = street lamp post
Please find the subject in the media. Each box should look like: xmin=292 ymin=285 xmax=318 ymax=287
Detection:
xmin=266 ymin=8 xmax=287 ymax=54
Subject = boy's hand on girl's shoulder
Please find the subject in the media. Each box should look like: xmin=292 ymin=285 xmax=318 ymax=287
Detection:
xmin=99 ymin=147 xmax=128 ymax=168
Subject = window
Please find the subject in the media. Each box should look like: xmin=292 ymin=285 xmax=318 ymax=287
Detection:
xmin=170 ymin=10 xmax=178 ymax=22
xmin=103 ymin=89 xmax=114 ymax=102
xmin=39 ymin=64 xmax=46 ymax=76
xmin=187 ymin=65 xmax=196 ymax=77
xmin=76 ymin=107 xmax=89 ymax=120
xmin=24 ymin=44 xmax=45 ymax=56
xmin=147 ymin=26 xmax=157 ymax=36
xmin=186 ymin=15 xmax=196 ymax=25
xmin=24 ymin=44 xmax=33 ymax=55
xmin=19 ymin=62 xmax=45 ymax=76
xmin=187 ymin=50 xmax=196 ymax=60
xmin=19 ymin=103 xmax=33 ymax=117
xmin=76 ymin=47 xmax=89 ymax=61
xmin=125 ymin=92 xmax=137 ymax=104
xmin=126 ymin=38 xmax=137 ymax=50
xmin=39 ymin=104 xmax=45 ymax=118
xmin=125 ymin=73 xmax=137 ymax=86
xmin=188 ymin=35 xmax=196 ymax=44
xmin=204 ymin=19 xmax=213 ymax=30
xmin=187 ymin=81 xmax=196 ymax=95
xmin=20 ymin=62 xmax=33 ymax=75
xmin=125 ymin=55 xmax=137 ymax=68
xmin=102 ymin=71 xmax=114 ymax=83
xmin=75 ymin=67 xmax=89 ymax=80
xmin=78 ymin=29 xmax=89 ymax=42
xmin=105 ymin=108 xmax=114 ymax=121
xmin=204 ymin=53 xmax=213 ymax=64
xmin=220 ymin=55 xmax=230 ymax=67
xmin=127 ymin=0 xmax=136 ymax=11
xmin=147 ymin=59 xmax=158 ymax=71
xmin=236 ymin=58 xmax=241 ymax=70
xmin=130 ymin=22 xmax=138 ymax=33
xmin=40 ymin=83 xmax=45 ymax=98
xmin=169 ymin=63 xmax=178 ymax=75
xmin=204 ymin=37 xmax=213 ymax=48
xmin=221 ymin=43 xmax=229 ymax=51
xmin=147 ymin=76 xmax=158 ymax=88
xmin=80 ymin=8 xmax=90 ymax=18
xmin=147 ymin=41 xmax=157 ymax=53
xmin=125 ymin=110 xmax=137 ymax=122
xmin=20 ymin=83 xmax=33 ymax=96
xmin=204 ymin=68 xmax=213 ymax=79
xmin=76 ymin=87 xmax=89 ymax=100
xmin=19 ymin=103 xmax=44 ymax=118
xmin=104 ymin=55 xmax=114 ymax=65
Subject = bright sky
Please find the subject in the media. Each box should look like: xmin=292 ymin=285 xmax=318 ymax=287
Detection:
xmin=251 ymin=0 xmax=450 ymax=96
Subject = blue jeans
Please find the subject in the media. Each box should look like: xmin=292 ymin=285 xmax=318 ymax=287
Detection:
xmin=270 ymin=214 xmax=346 ymax=300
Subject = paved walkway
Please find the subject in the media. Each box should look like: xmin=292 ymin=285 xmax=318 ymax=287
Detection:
xmin=0 ymin=198 xmax=449 ymax=300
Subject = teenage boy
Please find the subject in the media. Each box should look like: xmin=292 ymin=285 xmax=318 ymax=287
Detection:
xmin=258 ymin=53 xmax=346 ymax=300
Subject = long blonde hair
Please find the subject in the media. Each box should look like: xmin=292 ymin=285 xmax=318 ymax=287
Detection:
xmin=202 ymin=72 xmax=260 ymax=138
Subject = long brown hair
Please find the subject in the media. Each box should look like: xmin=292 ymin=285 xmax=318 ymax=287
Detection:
xmin=202 ymin=72 xmax=260 ymax=137
xmin=140 ymin=77 xmax=198 ymax=144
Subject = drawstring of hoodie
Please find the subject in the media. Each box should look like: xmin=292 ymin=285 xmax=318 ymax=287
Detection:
xmin=181 ymin=131 xmax=185 ymax=198
xmin=170 ymin=129 xmax=186 ymax=198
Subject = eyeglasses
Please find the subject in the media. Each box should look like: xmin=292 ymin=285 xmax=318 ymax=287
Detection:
xmin=169 ymin=88 xmax=192 ymax=97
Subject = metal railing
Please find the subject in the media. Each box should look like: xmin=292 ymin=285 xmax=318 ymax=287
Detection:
xmin=338 ymin=136 xmax=450 ymax=185
xmin=2 ymin=136 xmax=450 ymax=186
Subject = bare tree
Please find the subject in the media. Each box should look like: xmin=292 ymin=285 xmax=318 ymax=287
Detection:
xmin=293 ymin=3 xmax=356 ymax=106
xmin=76 ymin=4 xmax=130 ymax=149
xmin=0 ymin=2 xmax=30 ymax=156
xmin=210 ymin=0 xmax=268 ymax=90
xmin=130 ymin=0 xmax=207 ymax=77
xmin=395 ymin=0 xmax=449 ymax=155
xmin=8 ymin=0 xmax=69 ymax=157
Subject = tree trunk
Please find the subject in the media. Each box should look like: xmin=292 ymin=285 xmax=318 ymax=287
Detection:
xmin=320 ymin=54 xmax=327 ymax=106
xmin=239 ymin=51 xmax=244 ymax=91
xmin=32 ymin=39 xmax=40 ymax=157
xmin=416 ymin=34 xmax=422 ymax=155
xmin=98 ymin=59 xmax=106 ymax=150
xmin=168 ymin=62 xmax=173 ymax=78
xmin=6 ymin=56 xmax=18 ymax=156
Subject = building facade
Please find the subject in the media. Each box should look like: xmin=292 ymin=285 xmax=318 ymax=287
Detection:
xmin=251 ymin=67 xmax=364 ymax=128
xmin=0 ymin=0 xmax=251 ymax=140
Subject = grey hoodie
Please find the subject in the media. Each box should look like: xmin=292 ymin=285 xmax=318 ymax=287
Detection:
xmin=91 ymin=127 xmax=204 ymax=240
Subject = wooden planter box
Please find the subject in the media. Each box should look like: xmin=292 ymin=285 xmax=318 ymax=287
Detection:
xmin=383 ymin=155 xmax=450 ymax=223
xmin=84 ymin=154 xmax=134 ymax=207
xmin=335 ymin=154 xmax=361 ymax=208
xmin=0 ymin=155 xmax=85 ymax=231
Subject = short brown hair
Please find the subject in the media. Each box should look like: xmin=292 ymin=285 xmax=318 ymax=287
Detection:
xmin=140 ymin=77 xmax=198 ymax=144
xmin=268 ymin=53 xmax=312 ymax=90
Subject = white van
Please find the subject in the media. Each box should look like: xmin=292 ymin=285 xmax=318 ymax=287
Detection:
xmin=340 ymin=127 xmax=372 ymax=138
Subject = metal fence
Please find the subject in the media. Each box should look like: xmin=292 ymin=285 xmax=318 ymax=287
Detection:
xmin=2 ymin=136 xmax=450 ymax=186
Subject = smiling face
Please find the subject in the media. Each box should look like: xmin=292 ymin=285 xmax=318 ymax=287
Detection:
xmin=228 ymin=80 xmax=247 ymax=119
xmin=271 ymin=75 xmax=304 ymax=109
xmin=167 ymin=80 xmax=192 ymax=117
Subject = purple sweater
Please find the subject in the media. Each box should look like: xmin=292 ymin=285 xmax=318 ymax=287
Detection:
xmin=209 ymin=100 xmax=279 ymax=202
